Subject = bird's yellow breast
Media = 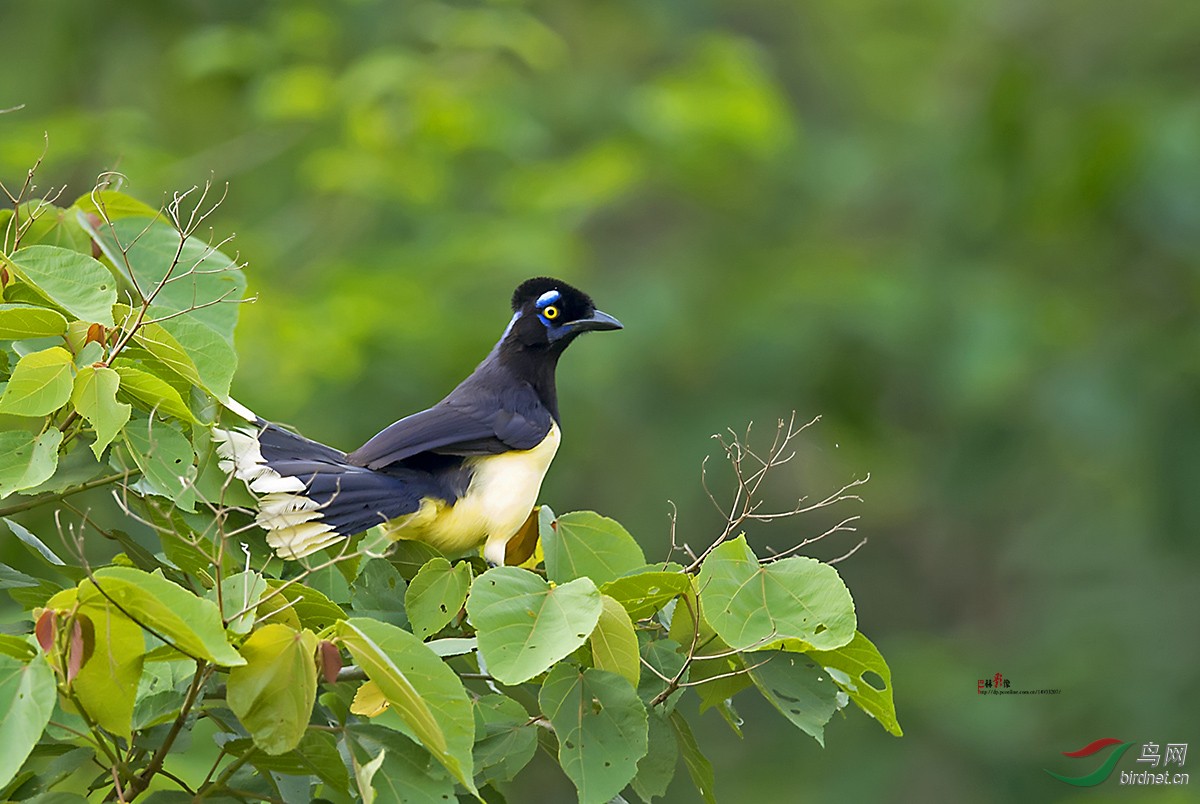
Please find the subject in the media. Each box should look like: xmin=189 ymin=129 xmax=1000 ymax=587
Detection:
xmin=382 ymin=423 xmax=561 ymax=564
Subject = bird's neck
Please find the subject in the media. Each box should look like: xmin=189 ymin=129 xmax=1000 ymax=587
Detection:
xmin=496 ymin=340 xmax=562 ymax=422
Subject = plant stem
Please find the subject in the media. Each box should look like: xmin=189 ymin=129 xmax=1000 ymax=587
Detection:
xmin=0 ymin=471 xmax=133 ymax=517
xmin=115 ymin=661 xmax=209 ymax=802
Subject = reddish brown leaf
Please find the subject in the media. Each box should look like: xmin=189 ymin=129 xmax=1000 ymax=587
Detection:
xmin=67 ymin=614 xmax=95 ymax=684
xmin=35 ymin=610 xmax=56 ymax=653
xmin=318 ymin=640 xmax=342 ymax=684
xmin=86 ymin=213 xmax=104 ymax=259
xmin=85 ymin=323 xmax=106 ymax=345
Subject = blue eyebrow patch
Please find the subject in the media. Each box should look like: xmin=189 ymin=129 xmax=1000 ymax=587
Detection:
xmin=536 ymin=289 xmax=561 ymax=308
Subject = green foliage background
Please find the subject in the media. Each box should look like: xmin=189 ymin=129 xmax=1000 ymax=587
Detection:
xmin=2 ymin=0 xmax=1198 ymax=801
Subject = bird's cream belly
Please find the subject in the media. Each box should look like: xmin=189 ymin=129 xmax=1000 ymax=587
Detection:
xmin=382 ymin=423 xmax=560 ymax=562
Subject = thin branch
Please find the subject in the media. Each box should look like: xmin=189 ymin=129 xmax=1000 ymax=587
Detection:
xmin=827 ymin=536 xmax=869 ymax=565
xmin=118 ymin=662 xmax=211 ymax=802
xmin=679 ymin=656 xmax=771 ymax=689
xmin=0 ymin=471 xmax=132 ymax=517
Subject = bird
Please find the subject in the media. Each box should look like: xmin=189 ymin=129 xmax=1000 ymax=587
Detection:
xmin=213 ymin=277 xmax=622 ymax=565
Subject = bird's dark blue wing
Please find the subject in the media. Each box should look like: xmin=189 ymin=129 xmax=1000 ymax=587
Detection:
xmin=346 ymin=392 xmax=551 ymax=470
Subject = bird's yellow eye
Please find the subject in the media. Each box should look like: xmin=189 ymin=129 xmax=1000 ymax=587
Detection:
xmin=543 ymin=305 xmax=560 ymax=320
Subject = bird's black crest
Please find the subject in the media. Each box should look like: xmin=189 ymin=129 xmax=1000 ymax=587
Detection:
xmin=511 ymin=277 xmax=595 ymax=315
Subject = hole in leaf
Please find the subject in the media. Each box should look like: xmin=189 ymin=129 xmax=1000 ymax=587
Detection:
xmin=813 ymin=624 xmax=827 ymax=634
xmin=439 ymin=604 xmax=447 ymax=612
xmin=565 ymin=741 xmax=574 ymax=749
xmin=591 ymin=699 xmax=603 ymax=715
xmin=604 ymin=761 xmax=611 ymax=767
xmin=863 ymin=671 xmax=886 ymax=691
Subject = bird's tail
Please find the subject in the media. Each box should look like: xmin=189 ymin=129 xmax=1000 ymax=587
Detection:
xmin=213 ymin=414 xmax=419 ymax=559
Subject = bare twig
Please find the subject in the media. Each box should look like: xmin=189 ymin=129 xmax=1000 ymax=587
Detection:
xmin=685 ymin=413 xmax=867 ymax=573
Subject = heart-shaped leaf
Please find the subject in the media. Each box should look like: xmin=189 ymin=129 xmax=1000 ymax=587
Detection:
xmin=227 ymin=623 xmax=319 ymax=755
xmin=697 ymin=536 xmax=855 ymax=652
xmin=404 ymin=558 xmax=471 ymax=640
xmin=544 ymin=511 xmax=646 ymax=586
xmin=466 ymin=566 xmax=601 ymax=685
xmin=539 ymin=666 xmax=649 ymax=804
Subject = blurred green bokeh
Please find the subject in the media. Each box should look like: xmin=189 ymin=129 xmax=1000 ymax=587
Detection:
xmin=3 ymin=1 xmax=1198 ymax=801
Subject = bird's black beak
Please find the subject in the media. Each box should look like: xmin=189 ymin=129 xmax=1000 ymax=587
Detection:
xmin=571 ymin=309 xmax=623 ymax=333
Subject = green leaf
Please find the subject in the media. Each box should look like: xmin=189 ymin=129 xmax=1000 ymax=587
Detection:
xmin=405 ymin=557 xmax=471 ymax=640
xmin=544 ymin=510 xmax=646 ymax=586
xmin=12 ymin=201 xmax=91 ymax=253
xmin=132 ymin=661 xmax=190 ymax=731
xmin=120 ymin=312 xmax=206 ymax=392
xmin=111 ymin=362 xmax=199 ymax=423
xmin=0 ymin=634 xmax=35 ymax=661
xmin=387 ymin=540 xmax=447 ymax=580
xmin=691 ymin=649 xmax=752 ymax=716
xmin=637 ymin=637 xmax=687 ymax=711
xmin=348 ymin=724 xmax=455 ymax=803
xmin=601 ymin=570 xmax=691 ymax=620
xmin=805 ymin=630 xmax=903 ymax=737
xmin=261 ymin=580 xmax=347 ymax=631
xmin=350 ymin=558 xmax=408 ymax=628
xmin=0 ymin=655 xmax=57 ymax=789
xmin=335 ymin=617 xmax=477 ymax=793
xmin=122 ymin=416 xmax=197 ymax=512
xmin=472 ymin=693 xmax=537 ymax=784
xmin=0 ymin=346 xmax=74 ymax=416
xmin=0 ymin=428 xmax=63 ymax=499
xmin=0 ymin=304 xmax=67 ymax=338
xmin=224 ymin=730 xmax=349 ymax=793
xmin=748 ymin=651 xmax=838 ymax=746
xmin=539 ymin=665 xmax=649 ymax=804
xmin=11 ymin=438 xmax=105 ymax=497
xmin=353 ymin=745 xmax=386 ymax=804
xmin=152 ymin=315 xmax=237 ymax=399
xmin=664 ymin=596 xmax=751 ymax=714
xmin=72 ymin=597 xmax=146 ymax=739
xmin=426 ymin=636 xmax=477 ymax=658
xmin=71 ymin=366 xmax=131 ymax=459
xmin=72 ymin=189 xmax=161 ymax=222
xmin=590 ymin=594 xmax=640 ymax=687
xmin=466 ymin=566 xmax=602 ymax=685
xmin=24 ymin=791 xmax=92 ymax=804
xmin=82 ymin=567 xmax=244 ymax=666
xmin=100 ymin=221 xmax=245 ymax=397
xmin=227 ymin=623 xmax=319 ymax=755
xmin=102 ymin=219 xmax=246 ymax=340
xmin=697 ymin=536 xmax=856 ymax=652
xmin=4 ymin=245 xmax=116 ymax=325
xmin=4 ymin=517 xmax=70 ymax=570
xmin=669 ymin=710 xmax=717 ymax=804
xmin=632 ymin=711 xmax=678 ymax=803
xmin=210 ymin=571 xmax=267 ymax=636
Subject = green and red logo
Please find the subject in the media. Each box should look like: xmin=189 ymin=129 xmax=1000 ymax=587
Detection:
xmin=1045 ymin=738 xmax=1135 ymax=786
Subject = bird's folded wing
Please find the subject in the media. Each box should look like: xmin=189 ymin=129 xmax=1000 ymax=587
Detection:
xmin=345 ymin=399 xmax=550 ymax=470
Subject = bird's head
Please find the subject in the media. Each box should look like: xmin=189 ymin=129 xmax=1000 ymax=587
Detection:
xmin=505 ymin=277 xmax=622 ymax=350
